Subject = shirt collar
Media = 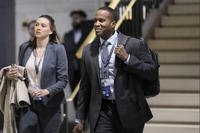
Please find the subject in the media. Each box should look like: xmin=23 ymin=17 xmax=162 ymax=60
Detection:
xmin=100 ymin=31 xmax=118 ymax=46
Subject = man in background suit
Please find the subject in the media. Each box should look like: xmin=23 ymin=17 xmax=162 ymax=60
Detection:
xmin=73 ymin=7 xmax=156 ymax=133
xmin=63 ymin=10 xmax=93 ymax=108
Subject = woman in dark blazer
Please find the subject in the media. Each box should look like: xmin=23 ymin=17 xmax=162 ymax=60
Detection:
xmin=7 ymin=15 xmax=68 ymax=133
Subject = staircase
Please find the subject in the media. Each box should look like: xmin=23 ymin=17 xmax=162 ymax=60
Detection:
xmin=144 ymin=0 xmax=200 ymax=133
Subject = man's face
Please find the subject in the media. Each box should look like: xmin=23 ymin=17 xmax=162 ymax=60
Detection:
xmin=94 ymin=9 xmax=116 ymax=39
xmin=71 ymin=14 xmax=85 ymax=29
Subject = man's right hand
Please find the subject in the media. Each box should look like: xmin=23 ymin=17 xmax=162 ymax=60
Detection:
xmin=73 ymin=123 xmax=84 ymax=133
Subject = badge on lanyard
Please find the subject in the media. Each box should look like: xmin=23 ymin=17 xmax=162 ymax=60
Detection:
xmin=101 ymin=78 xmax=111 ymax=97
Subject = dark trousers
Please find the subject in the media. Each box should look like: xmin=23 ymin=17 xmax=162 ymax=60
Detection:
xmin=94 ymin=100 xmax=144 ymax=133
xmin=69 ymin=69 xmax=80 ymax=109
xmin=19 ymin=101 xmax=61 ymax=133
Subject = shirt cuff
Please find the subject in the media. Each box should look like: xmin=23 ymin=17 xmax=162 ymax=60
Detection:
xmin=124 ymin=54 xmax=130 ymax=64
xmin=75 ymin=119 xmax=84 ymax=124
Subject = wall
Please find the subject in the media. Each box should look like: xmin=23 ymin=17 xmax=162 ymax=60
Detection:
xmin=0 ymin=0 xmax=15 ymax=68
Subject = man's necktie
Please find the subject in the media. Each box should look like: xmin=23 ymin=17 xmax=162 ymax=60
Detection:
xmin=100 ymin=41 xmax=112 ymax=97
xmin=101 ymin=41 xmax=109 ymax=65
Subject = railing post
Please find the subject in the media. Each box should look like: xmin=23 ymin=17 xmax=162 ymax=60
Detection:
xmin=117 ymin=0 xmax=143 ymax=38
xmin=63 ymin=102 xmax=68 ymax=133
xmin=131 ymin=0 xmax=143 ymax=38
xmin=135 ymin=0 xmax=143 ymax=38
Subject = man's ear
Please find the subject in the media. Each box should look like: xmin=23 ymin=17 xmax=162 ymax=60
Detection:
xmin=111 ymin=20 xmax=117 ymax=28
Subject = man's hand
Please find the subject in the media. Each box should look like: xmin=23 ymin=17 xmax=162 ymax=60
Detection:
xmin=114 ymin=45 xmax=129 ymax=61
xmin=73 ymin=123 xmax=84 ymax=133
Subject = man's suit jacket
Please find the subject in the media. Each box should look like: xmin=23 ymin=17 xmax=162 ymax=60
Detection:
xmin=63 ymin=20 xmax=94 ymax=80
xmin=18 ymin=42 xmax=68 ymax=108
xmin=76 ymin=32 xmax=156 ymax=131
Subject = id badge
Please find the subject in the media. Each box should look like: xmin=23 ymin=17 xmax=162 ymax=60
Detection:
xmin=101 ymin=78 xmax=111 ymax=97
xmin=100 ymin=68 xmax=109 ymax=79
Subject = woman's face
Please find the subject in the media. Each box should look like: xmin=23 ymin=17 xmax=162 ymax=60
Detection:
xmin=34 ymin=17 xmax=52 ymax=39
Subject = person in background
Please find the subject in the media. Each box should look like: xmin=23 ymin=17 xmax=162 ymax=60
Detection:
xmin=27 ymin=20 xmax=36 ymax=42
xmin=73 ymin=7 xmax=156 ymax=133
xmin=23 ymin=20 xmax=36 ymax=43
xmin=63 ymin=10 xmax=92 ymax=108
xmin=6 ymin=15 xmax=68 ymax=133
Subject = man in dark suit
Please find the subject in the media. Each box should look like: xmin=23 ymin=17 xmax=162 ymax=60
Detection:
xmin=73 ymin=7 xmax=156 ymax=133
xmin=63 ymin=10 xmax=93 ymax=108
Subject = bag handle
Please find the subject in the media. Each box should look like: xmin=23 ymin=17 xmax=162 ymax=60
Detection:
xmin=119 ymin=35 xmax=130 ymax=46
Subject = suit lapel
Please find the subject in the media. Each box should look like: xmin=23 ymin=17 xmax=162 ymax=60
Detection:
xmin=22 ymin=46 xmax=32 ymax=66
xmin=115 ymin=32 xmax=125 ymax=72
xmin=40 ymin=44 xmax=52 ymax=79
xmin=71 ymin=31 xmax=75 ymax=45
xmin=117 ymin=32 xmax=125 ymax=45
xmin=92 ymin=38 xmax=101 ymax=83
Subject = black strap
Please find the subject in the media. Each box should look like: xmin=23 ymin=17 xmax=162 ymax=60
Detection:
xmin=120 ymin=35 xmax=130 ymax=46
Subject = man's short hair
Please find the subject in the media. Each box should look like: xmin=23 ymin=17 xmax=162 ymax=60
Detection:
xmin=97 ymin=6 xmax=119 ymax=21
xmin=70 ymin=10 xmax=87 ymax=18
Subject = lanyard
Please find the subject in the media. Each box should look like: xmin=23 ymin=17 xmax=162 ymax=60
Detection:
xmin=33 ymin=49 xmax=44 ymax=75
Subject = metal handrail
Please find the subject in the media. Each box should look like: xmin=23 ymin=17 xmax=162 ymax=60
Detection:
xmin=66 ymin=82 xmax=80 ymax=102
xmin=115 ymin=0 xmax=136 ymax=30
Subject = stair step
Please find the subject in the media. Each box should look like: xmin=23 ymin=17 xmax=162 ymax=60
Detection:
xmin=168 ymin=4 xmax=200 ymax=15
xmin=150 ymin=108 xmax=200 ymax=123
xmin=148 ymin=39 xmax=200 ymax=51
xmin=174 ymin=0 xmax=200 ymax=4
xmin=160 ymin=78 xmax=199 ymax=92
xmin=161 ymin=15 xmax=200 ymax=26
xmin=158 ymin=51 xmax=200 ymax=64
xmin=147 ymin=93 xmax=199 ymax=107
xmin=144 ymin=123 xmax=199 ymax=133
xmin=160 ymin=64 xmax=200 ymax=78
xmin=155 ymin=27 xmax=200 ymax=39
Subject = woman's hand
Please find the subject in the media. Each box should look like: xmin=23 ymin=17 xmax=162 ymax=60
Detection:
xmin=29 ymin=89 xmax=50 ymax=98
xmin=6 ymin=67 xmax=19 ymax=80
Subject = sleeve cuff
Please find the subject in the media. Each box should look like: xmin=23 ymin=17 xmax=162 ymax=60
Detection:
xmin=75 ymin=119 xmax=84 ymax=124
xmin=124 ymin=54 xmax=130 ymax=64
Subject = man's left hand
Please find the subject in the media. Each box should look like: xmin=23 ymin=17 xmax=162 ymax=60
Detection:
xmin=114 ymin=45 xmax=129 ymax=61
